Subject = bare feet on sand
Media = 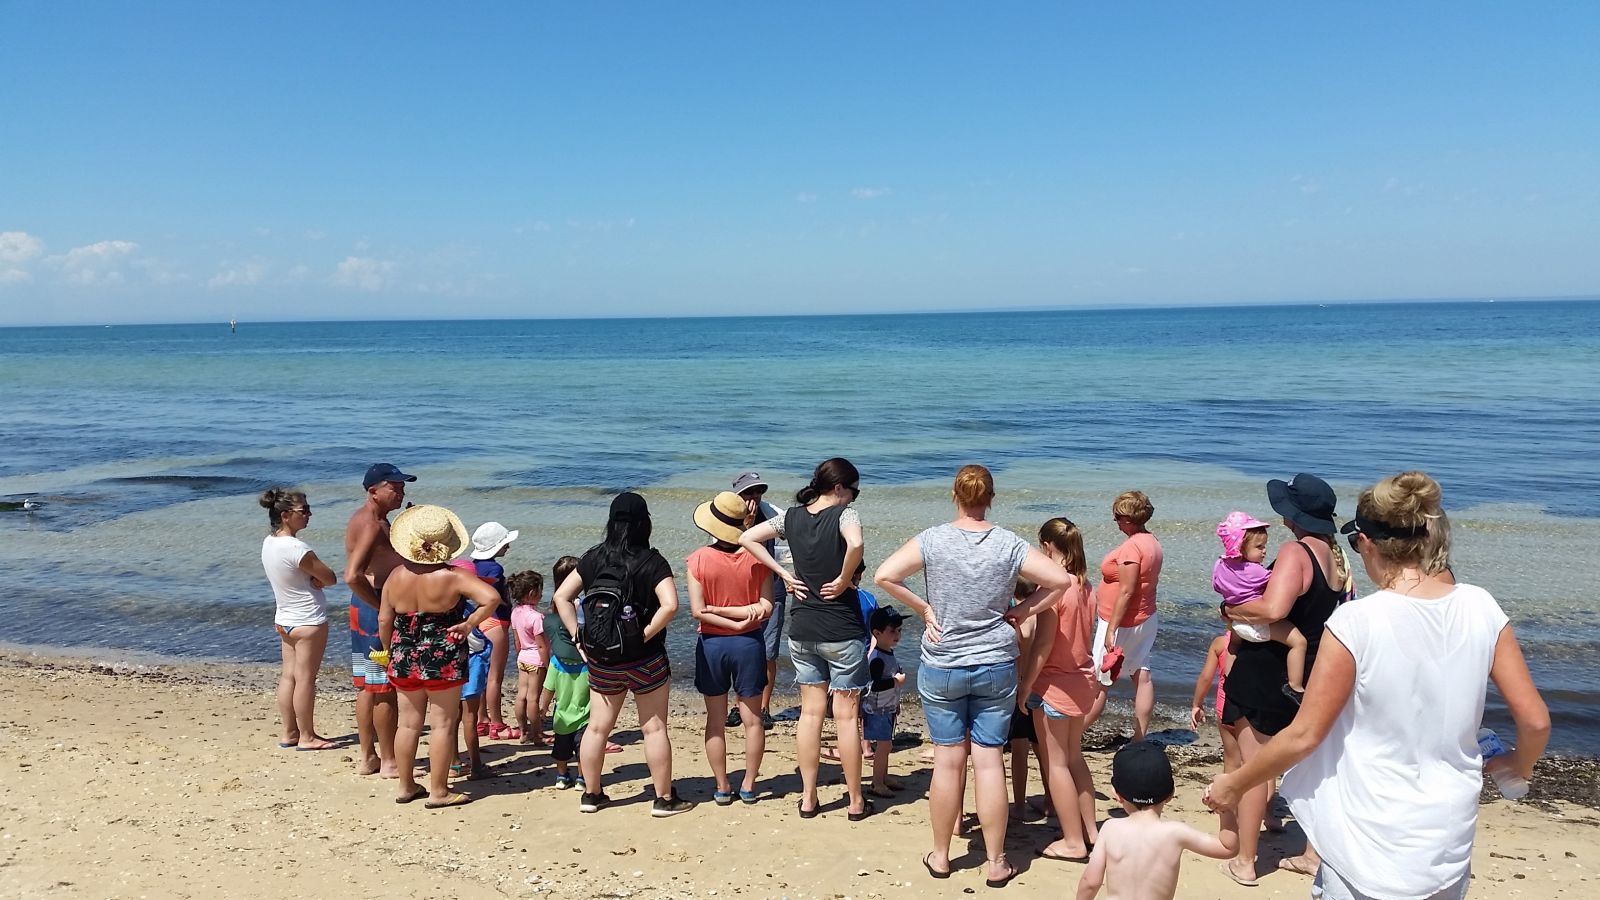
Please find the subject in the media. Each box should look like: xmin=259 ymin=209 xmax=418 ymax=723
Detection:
xmin=358 ymin=754 xmax=382 ymax=776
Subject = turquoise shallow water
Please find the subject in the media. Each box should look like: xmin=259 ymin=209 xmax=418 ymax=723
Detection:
xmin=1 ymin=300 xmax=1597 ymax=751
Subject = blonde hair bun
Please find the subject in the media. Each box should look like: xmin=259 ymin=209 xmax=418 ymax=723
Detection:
xmin=1367 ymin=471 xmax=1442 ymax=528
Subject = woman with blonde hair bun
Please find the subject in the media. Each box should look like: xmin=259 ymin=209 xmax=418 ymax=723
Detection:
xmin=1206 ymin=472 xmax=1549 ymax=899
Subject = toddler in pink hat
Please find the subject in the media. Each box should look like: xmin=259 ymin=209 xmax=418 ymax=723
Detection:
xmin=1212 ymin=512 xmax=1309 ymax=702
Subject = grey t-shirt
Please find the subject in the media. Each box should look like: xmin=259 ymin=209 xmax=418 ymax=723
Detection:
xmin=916 ymin=523 xmax=1030 ymax=668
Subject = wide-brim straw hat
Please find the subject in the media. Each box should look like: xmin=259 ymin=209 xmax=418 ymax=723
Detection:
xmin=693 ymin=491 xmax=750 ymax=544
xmin=391 ymin=504 xmax=470 ymax=564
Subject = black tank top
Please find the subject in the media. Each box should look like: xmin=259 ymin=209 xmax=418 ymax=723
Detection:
xmin=784 ymin=504 xmax=864 ymax=643
xmin=1224 ymin=540 xmax=1342 ymax=710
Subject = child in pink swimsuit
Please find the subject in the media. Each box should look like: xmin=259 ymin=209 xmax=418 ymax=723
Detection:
xmin=1212 ymin=512 xmax=1309 ymax=701
xmin=509 ymin=571 xmax=551 ymax=745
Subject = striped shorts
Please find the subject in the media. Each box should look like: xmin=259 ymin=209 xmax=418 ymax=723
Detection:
xmin=349 ymin=597 xmax=392 ymax=693
xmin=586 ymin=651 xmax=671 ymax=697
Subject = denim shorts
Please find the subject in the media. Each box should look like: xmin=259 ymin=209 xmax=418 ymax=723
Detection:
xmin=788 ymin=637 xmax=869 ymax=692
xmin=862 ymin=711 xmax=896 ymax=743
xmin=1026 ymin=691 xmax=1072 ymax=720
xmin=918 ymin=660 xmax=1018 ymax=748
xmin=761 ymin=577 xmax=788 ymax=660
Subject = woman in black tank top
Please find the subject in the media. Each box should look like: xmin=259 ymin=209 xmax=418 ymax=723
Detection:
xmin=1218 ymin=473 xmax=1344 ymax=886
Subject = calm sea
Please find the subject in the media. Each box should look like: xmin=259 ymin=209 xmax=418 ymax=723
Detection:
xmin=1 ymin=301 xmax=1597 ymax=752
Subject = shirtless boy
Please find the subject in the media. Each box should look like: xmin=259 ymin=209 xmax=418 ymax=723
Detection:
xmin=344 ymin=462 xmax=415 ymax=776
xmin=1076 ymin=742 xmax=1238 ymax=900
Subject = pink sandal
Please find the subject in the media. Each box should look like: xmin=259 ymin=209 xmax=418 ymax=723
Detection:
xmin=490 ymin=723 xmax=521 ymax=740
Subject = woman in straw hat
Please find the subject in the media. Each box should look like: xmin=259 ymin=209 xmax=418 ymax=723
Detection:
xmin=379 ymin=504 xmax=503 ymax=808
xmin=688 ymin=490 xmax=775 ymax=805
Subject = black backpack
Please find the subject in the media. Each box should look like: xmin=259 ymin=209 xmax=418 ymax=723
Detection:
xmin=580 ymin=551 xmax=650 ymax=665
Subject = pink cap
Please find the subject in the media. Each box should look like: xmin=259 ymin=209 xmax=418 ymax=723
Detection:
xmin=1216 ymin=511 xmax=1271 ymax=559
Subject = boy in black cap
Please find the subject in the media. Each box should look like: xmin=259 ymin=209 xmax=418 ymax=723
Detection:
xmin=1076 ymin=742 xmax=1237 ymax=899
xmin=862 ymin=606 xmax=907 ymax=797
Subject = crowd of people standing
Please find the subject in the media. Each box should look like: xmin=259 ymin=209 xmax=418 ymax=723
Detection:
xmin=259 ymin=458 xmax=1549 ymax=898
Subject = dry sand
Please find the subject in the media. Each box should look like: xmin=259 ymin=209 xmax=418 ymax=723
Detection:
xmin=1 ymin=649 xmax=1595 ymax=899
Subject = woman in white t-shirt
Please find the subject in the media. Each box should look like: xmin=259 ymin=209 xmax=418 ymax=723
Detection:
xmin=260 ymin=487 xmax=339 ymax=751
xmin=1205 ymin=472 xmax=1550 ymax=899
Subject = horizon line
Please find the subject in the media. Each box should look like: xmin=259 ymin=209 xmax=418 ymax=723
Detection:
xmin=4 ymin=292 xmax=1598 ymax=330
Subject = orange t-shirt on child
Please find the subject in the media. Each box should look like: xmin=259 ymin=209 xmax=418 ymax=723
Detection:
xmin=1035 ymin=582 xmax=1101 ymax=716
xmin=1094 ymin=532 xmax=1163 ymax=627
xmin=686 ymin=545 xmax=769 ymax=637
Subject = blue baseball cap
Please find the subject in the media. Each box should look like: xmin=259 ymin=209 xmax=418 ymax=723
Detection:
xmin=363 ymin=462 xmax=417 ymax=489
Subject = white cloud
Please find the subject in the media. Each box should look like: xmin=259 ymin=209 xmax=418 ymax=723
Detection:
xmin=795 ymin=192 xmax=818 ymax=204
xmin=133 ymin=257 xmax=188 ymax=285
xmin=851 ymin=187 xmax=891 ymax=200
xmin=332 ymin=256 xmax=394 ymax=291
xmin=50 ymin=240 xmax=138 ymax=286
xmin=0 ymin=231 xmax=45 ymax=285
xmin=207 ymin=260 xmax=268 ymax=288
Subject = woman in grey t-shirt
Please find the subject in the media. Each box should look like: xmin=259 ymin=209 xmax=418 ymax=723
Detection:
xmin=874 ymin=465 xmax=1075 ymax=886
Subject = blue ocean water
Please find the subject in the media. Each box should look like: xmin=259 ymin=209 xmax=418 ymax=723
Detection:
xmin=1 ymin=300 xmax=1597 ymax=751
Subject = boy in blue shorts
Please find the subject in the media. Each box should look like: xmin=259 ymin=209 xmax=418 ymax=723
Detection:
xmin=457 ymin=628 xmax=492 ymax=777
xmin=863 ymin=607 xmax=907 ymax=797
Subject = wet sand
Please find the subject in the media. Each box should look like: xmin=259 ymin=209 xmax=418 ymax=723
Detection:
xmin=1 ymin=647 xmax=1595 ymax=899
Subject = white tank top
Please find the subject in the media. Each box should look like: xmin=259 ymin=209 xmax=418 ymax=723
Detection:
xmin=1283 ymin=583 xmax=1508 ymax=898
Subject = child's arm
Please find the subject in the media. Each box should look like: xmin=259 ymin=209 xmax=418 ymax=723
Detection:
xmin=536 ymin=629 xmax=551 ymax=665
xmin=1074 ymin=836 xmax=1107 ymax=900
xmin=1176 ymin=809 xmax=1240 ymax=860
xmin=1190 ymin=636 xmax=1224 ymax=729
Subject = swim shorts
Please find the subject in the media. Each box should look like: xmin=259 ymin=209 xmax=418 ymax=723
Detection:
xmin=349 ymin=596 xmax=392 ymax=693
xmin=587 ymin=651 xmax=670 ymax=697
xmin=462 ymin=646 xmax=491 ymax=700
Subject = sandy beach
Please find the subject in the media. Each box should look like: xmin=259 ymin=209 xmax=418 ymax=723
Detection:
xmin=1 ymin=648 xmax=1594 ymax=900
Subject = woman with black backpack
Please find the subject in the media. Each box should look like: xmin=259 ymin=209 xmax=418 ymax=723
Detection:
xmin=552 ymin=492 xmax=695 ymax=817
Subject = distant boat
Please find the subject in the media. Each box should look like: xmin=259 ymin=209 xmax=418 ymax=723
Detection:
xmin=229 ymin=317 xmax=237 ymax=333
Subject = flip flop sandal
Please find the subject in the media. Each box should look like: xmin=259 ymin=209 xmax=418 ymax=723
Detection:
xmin=394 ymin=786 xmax=428 ymax=804
xmin=1218 ymin=862 xmax=1260 ymax=887
xmin=604 ymin=742 xmax=623 ymax=754
xmin=1038 ymin=848 xmax=1090 ymax=863
xmin=985 ymin=861 xmax=1019 ymax=889
xmin=797 ymin=799 xmax=819 ymax=819
xmin=921 ymin=852 xmax=951 ymax=880
xmin=424 ymin=792 xmax=472 ymax=809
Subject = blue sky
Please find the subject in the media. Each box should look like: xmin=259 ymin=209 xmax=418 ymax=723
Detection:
xmin=2 ymin=2 xmax=1596 ymax=325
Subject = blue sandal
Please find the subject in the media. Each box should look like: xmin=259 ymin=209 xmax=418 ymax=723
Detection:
xmin=713 ymin=790 xmax=735 ymax=806
xmin=738 ymin=788 xmax=759 ymax=804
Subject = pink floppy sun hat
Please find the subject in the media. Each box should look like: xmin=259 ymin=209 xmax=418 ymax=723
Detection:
xmin=1216 ymin=511 xmax=1271 ymax=559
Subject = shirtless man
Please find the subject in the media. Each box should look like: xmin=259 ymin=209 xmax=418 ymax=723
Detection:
xmin=1076 ymin=742 xmax=1238 ymax=900
xmin=344 ymin=462 xmax=415 ymax=776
